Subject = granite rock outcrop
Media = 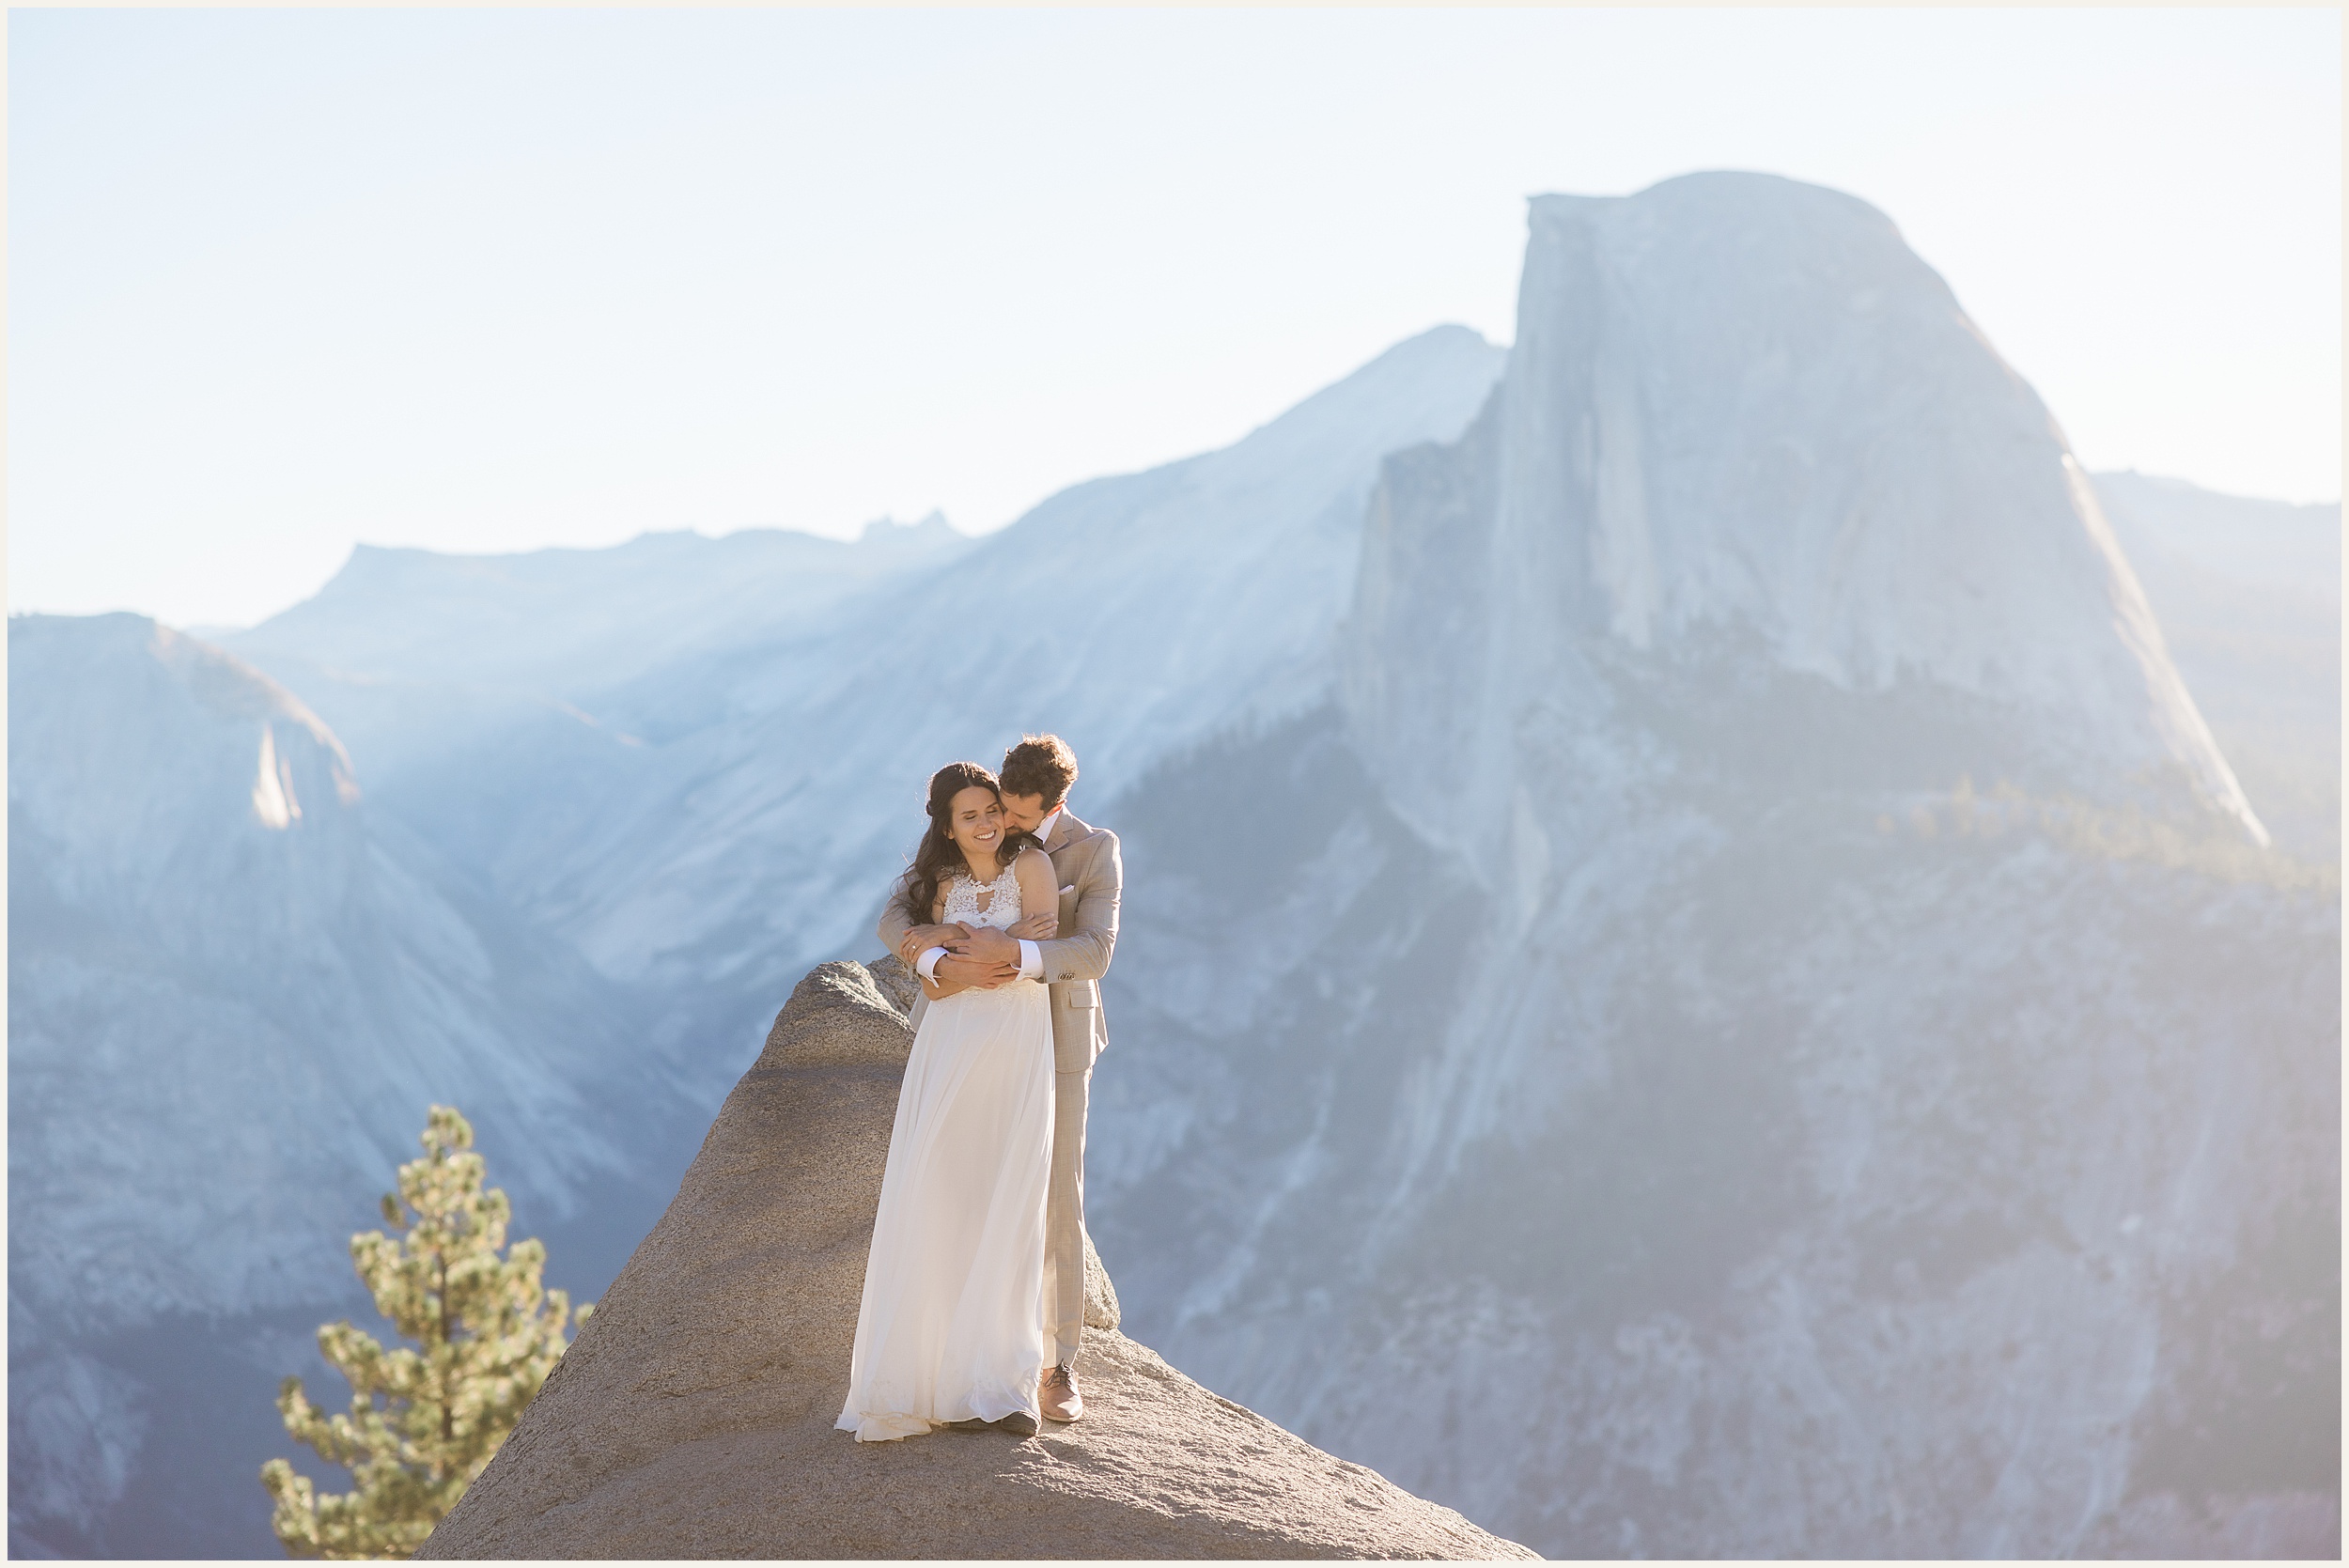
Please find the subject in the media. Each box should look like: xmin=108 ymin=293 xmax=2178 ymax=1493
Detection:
xmin=420 ymin=960 xmax=1532 ymax=1560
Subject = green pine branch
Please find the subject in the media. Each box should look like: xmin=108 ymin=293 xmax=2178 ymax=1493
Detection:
xmin=260 ymin=1105 xmax=592 ymax=1560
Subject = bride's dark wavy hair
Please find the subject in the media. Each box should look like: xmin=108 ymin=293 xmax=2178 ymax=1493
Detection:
xmin=904 ymin=761 xmax=1040 ymax=923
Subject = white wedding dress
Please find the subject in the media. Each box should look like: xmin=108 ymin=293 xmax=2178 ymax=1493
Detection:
xmin=837 ymin=862 xmax=1054 ymax=1441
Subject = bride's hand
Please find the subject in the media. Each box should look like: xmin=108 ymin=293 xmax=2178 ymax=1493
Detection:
xmin=898 ymin=922 xmax=968 ymax=964
xmin=1006 ymin=911 xmax=1058 ymax=941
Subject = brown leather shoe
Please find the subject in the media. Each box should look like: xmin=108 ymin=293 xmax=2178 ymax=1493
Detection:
xmin=1039 ymin=1362 xmax=1083 ymax=1423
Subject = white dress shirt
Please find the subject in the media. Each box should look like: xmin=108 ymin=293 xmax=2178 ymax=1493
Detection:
xmin=917 ymin=807 xmax=1062 ymax=984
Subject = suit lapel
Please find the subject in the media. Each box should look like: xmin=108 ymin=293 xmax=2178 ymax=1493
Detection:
xmin=1046 ymin=810 xmax=1093 ymax=857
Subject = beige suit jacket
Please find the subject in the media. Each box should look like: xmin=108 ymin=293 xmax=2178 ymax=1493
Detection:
xmin=876 ymin=810 xmax=1122 ymax=1073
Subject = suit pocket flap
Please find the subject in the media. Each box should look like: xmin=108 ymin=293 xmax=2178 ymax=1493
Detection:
xmin=1060 ymin=980 xmax=1098 ymax=1009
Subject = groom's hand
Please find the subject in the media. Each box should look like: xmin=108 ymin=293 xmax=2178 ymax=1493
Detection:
xmin=935 ymin=953 xmax=1019 ymax=989
xmin=947 ymin=925 xmax=1021 ymax=967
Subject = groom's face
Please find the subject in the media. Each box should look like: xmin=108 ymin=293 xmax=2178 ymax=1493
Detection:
xmin=1000 ymin=792 xmax=1052 ymax=835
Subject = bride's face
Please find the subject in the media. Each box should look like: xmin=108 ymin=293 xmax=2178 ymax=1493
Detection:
xmin=945 ymin=785 xmax=1006 ymax=862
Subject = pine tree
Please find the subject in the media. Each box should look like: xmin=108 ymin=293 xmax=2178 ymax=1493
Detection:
xmin=260 ymin=1105 xmax=591 ymax=1559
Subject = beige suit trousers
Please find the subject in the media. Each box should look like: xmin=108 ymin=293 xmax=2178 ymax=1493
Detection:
xmin=1043 ymin=1066 xmax=1090 ymax=1365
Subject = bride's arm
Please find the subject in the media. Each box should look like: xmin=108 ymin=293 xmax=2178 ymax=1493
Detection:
xmin=1010 ymin=847 xmax=1058 ymax=941
xmin=1004 ymin=858 xmax=1058 ymax=941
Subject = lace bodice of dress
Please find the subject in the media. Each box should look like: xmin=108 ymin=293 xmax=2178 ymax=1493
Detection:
xmin=941 ymin=862 xmax=1023 ymax=931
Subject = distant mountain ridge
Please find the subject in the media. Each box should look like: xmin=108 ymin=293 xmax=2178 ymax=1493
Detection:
xmin=10 ymin=323 xmax=1510 ymax=1556
xmin=233 ymin=511 xmax=969 ymax=706
xmin=235 ymin=322 xmax=1511 ymax=1088
xmin=10 ymin=172 xmax=2337 ymax=1559
xmin=2092 ymin=473 xmax=2341 ymax=860
xmin=8 ymin=613 xmax=699 ymax=1555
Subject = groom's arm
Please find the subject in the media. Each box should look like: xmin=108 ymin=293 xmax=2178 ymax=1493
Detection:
xmin=877 ymin=872 xmax=953 ymax=964
xmin=1032 ymin=833 xmax=1122 ymax=984
xmin=875 ymin=872 xmax=921 ymax=959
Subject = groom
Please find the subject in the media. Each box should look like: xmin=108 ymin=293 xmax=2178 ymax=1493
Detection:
xmin=878 ymin=733 xmax=1121 ymax=1426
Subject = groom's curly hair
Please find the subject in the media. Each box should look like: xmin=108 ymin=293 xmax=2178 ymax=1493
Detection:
xmin=904 ymin=762 xmax=1040 ymax=924
xmin=1000 ymin=734 xmax=1078 ymax=809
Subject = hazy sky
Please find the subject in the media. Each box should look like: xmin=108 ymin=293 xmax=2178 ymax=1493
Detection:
xmin=11 ymin=8 xmax=2341 ymax=629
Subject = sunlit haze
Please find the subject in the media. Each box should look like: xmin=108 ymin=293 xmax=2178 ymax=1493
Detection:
xmin=10 ymin=7 xmax=2340 ymax=629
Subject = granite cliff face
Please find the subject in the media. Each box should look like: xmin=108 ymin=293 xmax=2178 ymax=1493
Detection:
xmin=421 ymin=962 xmax=1534 ymax=1560
xmin=1347 ymin=175 xmax=2263 ymax=880
xmin=1082 ymin=175 xmax=2338 ymax=1556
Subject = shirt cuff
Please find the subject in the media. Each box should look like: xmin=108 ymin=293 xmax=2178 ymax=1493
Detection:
xmin=1018 ymin=939 xmax=1043 ymax=980
xmin=916 ymin=946 xmax=948 ymax=982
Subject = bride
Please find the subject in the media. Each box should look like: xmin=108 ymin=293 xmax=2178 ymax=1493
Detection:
xmin=837 ymin=761 xmax=1062 ymax=1441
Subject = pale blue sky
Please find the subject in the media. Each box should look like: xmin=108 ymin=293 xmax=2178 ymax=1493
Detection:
xmin=10 ymin=7 xmax=2341 ymax=629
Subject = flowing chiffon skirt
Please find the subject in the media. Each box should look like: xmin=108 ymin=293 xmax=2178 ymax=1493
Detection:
xmin=836 ymin=977 xmax=1054 ymax=1441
